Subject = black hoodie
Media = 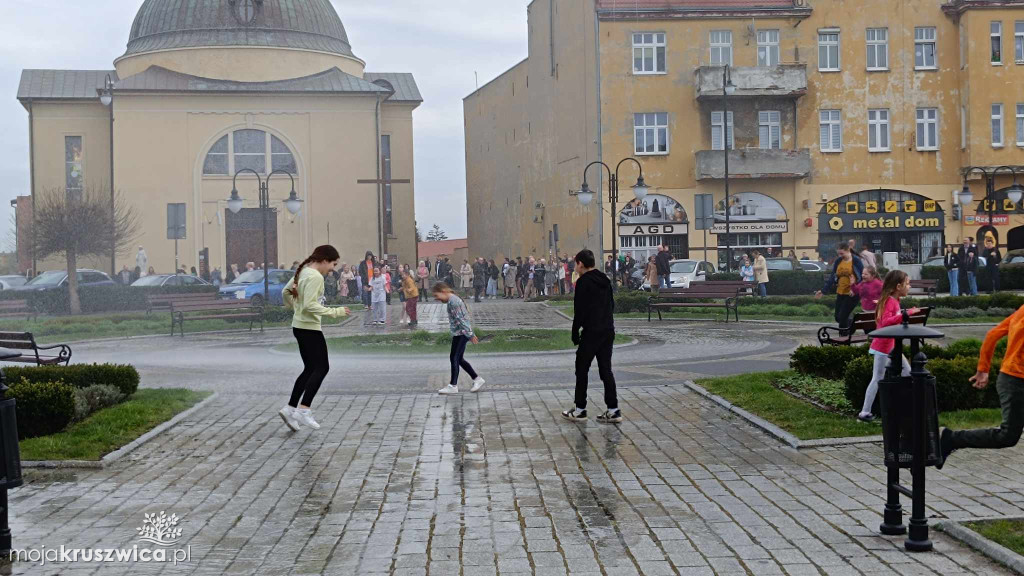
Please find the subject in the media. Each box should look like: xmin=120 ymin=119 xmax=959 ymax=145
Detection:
xmin=573 ymin=269 xmax=615 ymax=341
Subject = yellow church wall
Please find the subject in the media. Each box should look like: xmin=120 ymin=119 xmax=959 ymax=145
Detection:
xmin=380 ymin=104 xmax=418 ymax=267
xmin=114 ymin=47 xmax=366 ymax=83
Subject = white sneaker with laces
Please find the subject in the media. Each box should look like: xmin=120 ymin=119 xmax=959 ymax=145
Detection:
xmin=470 ymin=377 xmax=486 ymax=393
xmin=438 ymin=385 xmax=459 ymax=395
xmin=278 ymin=406 xmax=301 ymax=431
xmin=293 ymin=408 xmax=321 ymax=430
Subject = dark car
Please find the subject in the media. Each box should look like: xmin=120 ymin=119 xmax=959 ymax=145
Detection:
xmin=0 ymin=275 xmax=28 ymax=290
xmin=1002 ymin=250 xmax=1024 ymax=266
xmin=14 ymin=269 xmax=116 ymax=292
xmin=131 ymin=274 xmax=210 ymax=288
xmin=765 ymin=257 xmax=801 ymax=271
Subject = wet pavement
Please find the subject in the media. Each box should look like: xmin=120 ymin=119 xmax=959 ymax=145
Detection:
xmin=6 ymin=300 xmax=1016 ymax=575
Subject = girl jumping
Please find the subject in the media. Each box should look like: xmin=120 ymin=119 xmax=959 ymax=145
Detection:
xmin=280 ymin=245 xmax=349 ymax=431
xmin=858 ymin=270 xmax=919 ymax=422
xmin=433 ymin=282 xmax=486 ymax=395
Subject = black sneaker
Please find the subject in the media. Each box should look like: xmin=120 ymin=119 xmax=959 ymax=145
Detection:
xmin=561 ymin=407 xmax=586 ymax=421
xmin=857 ymin=413 xmax=875 ymax=423
xmin=938 ymin=427 xmax=954 ymax=470
xmin=596 ymin=410 xmax=623 ymax=424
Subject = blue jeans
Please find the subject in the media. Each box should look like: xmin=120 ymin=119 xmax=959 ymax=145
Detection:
xmin=758 ymin=282 xmax=767 ymax=297
xmin=947 ymin=269 xmax=960 ymax=296
xmin=659 ymin=274 xmax=671 ymax=288
xmin=968 ymin=272 xmax=978 ymax=295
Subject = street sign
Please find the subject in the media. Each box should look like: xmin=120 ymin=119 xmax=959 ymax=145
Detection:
xmin=166 ymin=203 xmax=186 ymax=240
xmin=694 ymin=194 xmax=714 ymax=230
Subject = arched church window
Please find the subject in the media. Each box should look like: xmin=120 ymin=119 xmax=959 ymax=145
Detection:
xmin=202 ymin=135 xmax=229 ymax=175
xmin=271 ymin=135 xmax=297 ymax=173
xmin=233 ymin=129 xmax=267 ymax=174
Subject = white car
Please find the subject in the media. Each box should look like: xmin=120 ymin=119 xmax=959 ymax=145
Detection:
xmin=0 ymin=275 xmax=28 ymax=290
xmin=642 ymin=259 xmax=716 ymax=291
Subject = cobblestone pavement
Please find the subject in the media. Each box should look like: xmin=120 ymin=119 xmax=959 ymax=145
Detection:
xmin=9 ymin=300 xmax=1016 ymax=575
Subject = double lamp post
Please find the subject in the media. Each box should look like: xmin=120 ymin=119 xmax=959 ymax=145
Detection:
xmin=958 ymin=165 xmax=1024 ymax=229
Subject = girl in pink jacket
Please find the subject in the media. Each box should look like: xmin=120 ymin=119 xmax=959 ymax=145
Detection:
xmin=859 ymin=270 xmax=920 ymax=422
xmin=850 ymin=267 xmax=883 ymax=312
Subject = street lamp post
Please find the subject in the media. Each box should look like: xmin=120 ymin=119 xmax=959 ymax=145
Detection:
xmin=572 ymin=158 xmax=649 ymax=288
xmin=9 ymin=200 xmax=16 ymax=273
xmin=722 ymin=65 xmax=737 ymax=272
xmin=100 ymin=74 xmax=115 ymax=276
xmin=960 ymin=165 xmax=1024 ymax=238
xmin=227 ymin=169 xmax=303 ymax=303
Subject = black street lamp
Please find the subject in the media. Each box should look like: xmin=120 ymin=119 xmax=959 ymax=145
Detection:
xmin=721 ymin=65 xmax=737 ymax=271
xmin=227 ymin=169 xmax=303 ymax=305
xmin=0 ymin=346 xmax=23 ymax=557
xmin=960 ymin=165 xmax=1024 ymax=231
xmin=572 ymin=158 xmax=649 ymax=287
xmin=99 ymin=74 xmax=116 ymax=276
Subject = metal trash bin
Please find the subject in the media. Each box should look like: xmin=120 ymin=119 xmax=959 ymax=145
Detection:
xmin=879 ymin=374 xmax=941 ymax=469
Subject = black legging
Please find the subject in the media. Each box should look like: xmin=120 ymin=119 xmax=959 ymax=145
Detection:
xmin=450 ymin=335 xmax=478 ymax=386
xmin=290 ymin=328 xmax=329 ymax=407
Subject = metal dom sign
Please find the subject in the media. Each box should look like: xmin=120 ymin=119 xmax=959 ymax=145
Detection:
xmin=821 ymin=198 xmax=943 ymax=232
xmin=825 ymin=214 xmax=943 ymax=232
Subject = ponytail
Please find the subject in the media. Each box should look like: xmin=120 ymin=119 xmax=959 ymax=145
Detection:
xmin=875 ymin=269 xmax=908 ymax=325
xmin=288 ymin=245 xmax=341 ymax=299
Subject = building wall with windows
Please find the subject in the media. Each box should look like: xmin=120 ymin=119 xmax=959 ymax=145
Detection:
xmin=465 ymin=0 xmax=1024 ymax=272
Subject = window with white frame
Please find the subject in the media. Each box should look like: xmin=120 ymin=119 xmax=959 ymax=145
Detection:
xmin=634 ymin=113 xmax=669 ymax=154
xmin=1017 ymin=104 xmax=1024 ymax=145
xmin=915 ymin=27 xmax=937 ymax=69
xmin=916 ymin=108 xmax=939 ymax=150
xmin=819 ymin=110 xmax=842 ymax=152
xmin=757 ymin=29 xmax=780 ymax=67
xmin=711 ymin=111 xmax=734 ymax=151
xmin=203 ymin=129 xmax=297 ymax=176
xmin=868 ymin=109 xmax=890 ymax=152
xmin=1016 ymin=21 xmax=1024 ymax=62
xmin=633 ymin=33 xmax=666 ymax=74
xmin=866 ymin=28 xmax=888 ymax=70
xmin=992 ymin=21 xmax=1003 ymax=64
xmin=710 ymin=30 xmax=733 ymax=65
xmin=818 ymin=30 xmax=840 ymax=71
xmin=992 ymin=103 xmax=1004 ymax=146
xmin=759 ymin=111 xmax=781 ymax=149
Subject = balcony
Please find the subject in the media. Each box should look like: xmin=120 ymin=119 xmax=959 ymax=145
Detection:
xmin=695 ymin=65 xmax=807 ymax=100
xmin=695 ymin=148 xmax=811 ymax=180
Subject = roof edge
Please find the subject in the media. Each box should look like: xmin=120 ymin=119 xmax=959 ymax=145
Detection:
xmin=597 ymin=6 xmax=813 ymax=19
xmin=941 ymin=0 xmax=1024 ymax=15
xmin=111 ymin=65 xmax=389 ymax=96
xmin=463 ymin=57 xmax=530 ymax=101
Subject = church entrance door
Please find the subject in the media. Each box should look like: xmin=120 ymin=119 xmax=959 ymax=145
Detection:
xmin=226 ymin=208 xmax=278 ymax=270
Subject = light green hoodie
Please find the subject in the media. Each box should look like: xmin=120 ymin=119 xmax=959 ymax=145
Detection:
xmin=282 ymin=267 xmax=347 ymax=330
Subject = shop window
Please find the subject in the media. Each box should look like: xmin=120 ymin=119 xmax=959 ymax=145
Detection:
xmin=757 ymin=29 xmax=780 ymax=67
xmin=915 ymin=27 xmax=937 ymax=70
xmin=710 ymin=30 xmax=732 ymax=65
xmin=633 ymin=32 xmax=666 ymax=74
xmin=866 ymin=28 xmax=888 ymax=71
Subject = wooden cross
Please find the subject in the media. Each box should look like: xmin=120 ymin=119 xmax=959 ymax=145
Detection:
xmin=358 ymin=168 xmax=411 ymax=257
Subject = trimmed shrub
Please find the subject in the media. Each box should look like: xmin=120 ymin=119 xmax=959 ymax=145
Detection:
xmin=843 ymin=355 xmax=876 ymax=412
xmin=72 ymin=384 xmax=126 ymax=422
xmin=0 ymin=284 xmax=217 ymax=316
xmin=8 ymin=379 xmax=76 ymax=439
xmin=5 ymin=364 xmax=139 ymax=396
xmin=710 ymin=270 xmax=825 ymax=296
xmin=929 ymin=356 xmax=996 ymax=411
xmin=790 ymin=345 xmax=869 ymax=380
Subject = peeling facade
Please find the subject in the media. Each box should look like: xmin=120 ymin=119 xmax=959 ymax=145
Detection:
xmin=465 ymin=0 xmax=1024 ymax=272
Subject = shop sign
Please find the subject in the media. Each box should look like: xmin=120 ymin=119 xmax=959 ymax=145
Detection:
xmin=620 ymin=223 xmax=688 ymax=236
xmin=965 ymin=214 xmax=1009 ymax=226
xmin=824 ymin=214 xmax=943 ymax=232
xmin=710 ymin=221 xmax=788 ymax=234
xmin=619 ymin=193 xmax=688 ymax=226
xmin=711 ymin=192 xmax=788 ymax=234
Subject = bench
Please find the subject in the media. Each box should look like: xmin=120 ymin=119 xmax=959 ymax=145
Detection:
xmin=0 ymin=332 xmax=71 ymax=365
xmin=908 ymin=279 xmax=938 ymax=298
xmin=647 ymin=281 xmax=755 ymax=323
xmin=146 ymin=292 xmax=220 ymax=314
xmin=0 ymin=300 xmax=36 ymax=321
xmin=170 ymin=299 xmax=263 ymax=336
xmin=817 ymin=307 xmax=932 ymax=347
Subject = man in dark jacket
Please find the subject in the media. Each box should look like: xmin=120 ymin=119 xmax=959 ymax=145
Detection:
xmin=562 ymin=249 xmax=621 ymax=424
xmin=472 ymin=258 xmax=487 ymax=302
xmin=959 ymin=238 xmax=979 ymax=295
xmin=655 ymin=245 xmax=672 ymax=289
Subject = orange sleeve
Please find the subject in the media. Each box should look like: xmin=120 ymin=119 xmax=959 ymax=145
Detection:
xmin=978 ymin=309 xmax=1017 ymax=374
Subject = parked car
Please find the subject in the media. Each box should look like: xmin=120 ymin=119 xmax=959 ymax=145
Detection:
xmin=1002 ymin=250 xmax=1024 ymax=266
xmin=218 ymin=269 xmax=294 ymax=306
xmin=922 ymin=256 xmax=945 ymax=268
xmin=765 ymin=257 xmax=801 ymax=271
xmin=0 ymin=275 xmax=28 ymax=290
xmin=13 ymin=269 xmax=115 ymax=292
xmin=641 ymin=259 xmax=715 ymax=291
xmin=131 ymin=274 xmax=210 ymax=288
xmin=799 ymin=260 xmax=826 ymax=272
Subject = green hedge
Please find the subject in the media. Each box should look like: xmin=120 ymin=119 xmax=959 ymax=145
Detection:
xmin=922 ymin=265 xmax=1024 ymax=294
xmin=8 ymin=380 xmax=76 ymax=439
xmin=790 ymin=345 xmax=869 ymax=380
xmin=4 ymin=364 xmax=139 ymax=396
xmin=711 ymin=271 xmax=825 ymax=296
xmin=0 ymin=284 xmax=217 ymax=316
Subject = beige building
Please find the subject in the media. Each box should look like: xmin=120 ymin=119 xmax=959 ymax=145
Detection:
xmin=466 ymin=0 xmax=1024 ymax=273
xmin=18 ymin=0 xmax=421 ymax=277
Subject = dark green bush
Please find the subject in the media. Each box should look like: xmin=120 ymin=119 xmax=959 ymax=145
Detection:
xmin=922 ymin=265 xmax=1024 ymax=294
xmin=929 ymin=356 xmax=997 ymax=411
xmin=790 ymin=345 xmax=869 ymax=380
xmin=843 ymin=355 xmax=876 ymax=412
xmin=4 ymin=364 xmax=139 ymax=396
xmin=8 ymin=379 xmax=76 ymax=439
xmin=72 ymin=384 xmax=126 ymax=422
xmin=0 ymin=284 xmax=217 ymax=316
xmin=711 ymin=271 xmax=824 ymax=295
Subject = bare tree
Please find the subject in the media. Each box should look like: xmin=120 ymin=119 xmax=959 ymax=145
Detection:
xmin=33 ymin=188 xmax=140 ymax=315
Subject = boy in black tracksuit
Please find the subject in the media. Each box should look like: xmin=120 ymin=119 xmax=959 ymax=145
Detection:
xmin=562 ymin=249 xmax=621 ymax=423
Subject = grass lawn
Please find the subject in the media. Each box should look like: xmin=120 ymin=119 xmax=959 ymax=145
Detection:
xmin=2 ymin=308 xmax=357 ymax=344
xmin=696 ymin=371 xmax=1002 ymax=440
xmin=19 ymin=388 xmax=211 ymax=461
xmin=965 ymin=519 xmax=1024 ymax=556
xmin=276 ymin=329 xmax=626 ymax=355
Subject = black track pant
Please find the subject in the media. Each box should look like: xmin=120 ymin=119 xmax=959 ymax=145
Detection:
xmin=290 ymin=328 xmax=329 ymax=408
xmin=450 ymin=335 xmax=479 ymax=386
xmin=575 ymin=331 xmax=618 ymax=411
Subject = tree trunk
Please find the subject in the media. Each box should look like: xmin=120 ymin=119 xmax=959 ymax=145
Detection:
xmin=66 ymin=249 xmax=81 ymax=315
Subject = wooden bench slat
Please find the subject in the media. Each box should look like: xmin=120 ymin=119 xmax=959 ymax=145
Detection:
xmin=0 ymin=332 xmax=71 ymax=366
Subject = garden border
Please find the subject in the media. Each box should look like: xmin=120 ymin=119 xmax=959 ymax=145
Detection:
xmin=22 ymin=392 xmax=218 ymax=469
xmin=935 ymin=516 xmax=1024 ymax=574
xmin=682 ymin=380 xmax=883 ymax=450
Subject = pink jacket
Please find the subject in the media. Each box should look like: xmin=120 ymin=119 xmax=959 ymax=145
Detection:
xmin=870 ymin=296 xmax=904 ymax=355
xmin=850 ymin=278 xmax=883 ymax=311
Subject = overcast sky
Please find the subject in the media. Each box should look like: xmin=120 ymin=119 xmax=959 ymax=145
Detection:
xmin=0 ymin=0 xmax=532 ymax=249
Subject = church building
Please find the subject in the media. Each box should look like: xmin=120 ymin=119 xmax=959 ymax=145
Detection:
xmin=17 ymin=0 xmax=421 ymax=276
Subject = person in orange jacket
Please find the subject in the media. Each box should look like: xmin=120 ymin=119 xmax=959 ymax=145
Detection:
xmin=941 ymin=304 xmax=1024 ymax=466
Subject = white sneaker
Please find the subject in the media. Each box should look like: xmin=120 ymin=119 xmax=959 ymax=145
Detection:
xmin=278 ymin=406 xmax=301 ymax=431
xmin=293 ymin=408 xmax=321 ymax=430
xmin=438 ymin=385 xmax=459 ymax=395
xmin=470 ymin=377 xmax=486 ymax=393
